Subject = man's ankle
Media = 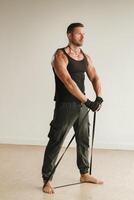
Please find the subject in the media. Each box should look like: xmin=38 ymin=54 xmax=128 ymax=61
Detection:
xmin=81 ymin=172 xmax=89 ymax=176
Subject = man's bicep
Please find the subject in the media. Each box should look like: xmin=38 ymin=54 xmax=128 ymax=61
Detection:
xmin=86 ymin=63 xmax=97 ymax=81
xmin=53 ymin=54 xmax=71 ymax=83
xmin=85 ymin=55 xmax=97 ymax=82
xmin=54 ymin=64 xmax=70 ymax=81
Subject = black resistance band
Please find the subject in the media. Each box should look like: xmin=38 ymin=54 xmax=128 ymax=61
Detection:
xmin=43 ymin=111 xmax=97 ymax=189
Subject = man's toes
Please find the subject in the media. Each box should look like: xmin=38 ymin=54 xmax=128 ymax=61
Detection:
xmin=97 ymin=179 xmax=104 ymax=184
xmin=42 ymin=185 xmax=54 ymax=194
xmin=80 ymin=174 xmax=104 ymax=185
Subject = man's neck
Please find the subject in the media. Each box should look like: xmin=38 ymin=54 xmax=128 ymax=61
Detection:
xmin=68 ymin=44 xmax=81 ymax=55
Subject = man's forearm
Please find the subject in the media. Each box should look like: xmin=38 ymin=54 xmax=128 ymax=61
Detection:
xmin=64 ymin=77 xmax=87 ymax=103
xmin=92 ymin=78 xmax=102 ymax=97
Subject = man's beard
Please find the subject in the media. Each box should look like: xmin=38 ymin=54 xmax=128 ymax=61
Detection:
xmin=72 ymin=40 xmax=83 ymax=47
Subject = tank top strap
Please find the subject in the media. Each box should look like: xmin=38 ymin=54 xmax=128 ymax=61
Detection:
xmin=80 ymin=49 xmax=88 ymax=67
xmin=60 ymin=47 xmax=70 ymax=59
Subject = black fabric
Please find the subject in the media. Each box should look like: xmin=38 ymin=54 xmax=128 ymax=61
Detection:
xmin=53 ymin=48 xmax=88 ymax=103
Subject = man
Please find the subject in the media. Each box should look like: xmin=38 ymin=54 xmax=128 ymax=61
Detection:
xmin=42 ymin=23 xmax=103 ymax=194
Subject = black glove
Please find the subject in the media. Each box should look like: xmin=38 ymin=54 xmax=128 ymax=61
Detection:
xmin=84 ymin=96 xmax=103 ymax=112
xmin=84 ymin=99 xmax=100 ymax=112
xmin=95 ymin=96 xmax=103 ymax=104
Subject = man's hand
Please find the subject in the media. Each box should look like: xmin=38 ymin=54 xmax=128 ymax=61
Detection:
xmin=95 ymin=96 xmax=103 ymax=111
xmin=95 ymin=96 xmax=103 ymax=104
xmin=84 ymin=96 xmax=103 ymax=112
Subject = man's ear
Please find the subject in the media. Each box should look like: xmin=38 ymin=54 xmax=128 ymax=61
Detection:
xmin=67 ymin=33 xmax=72 ymax=40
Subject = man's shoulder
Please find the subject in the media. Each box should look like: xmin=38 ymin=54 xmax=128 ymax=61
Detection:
xmin=55 ymin=48 xmax=64 ymax=54
xmin=52 ymin=47 xmax=68 ymax=64
xmin=54 ymin=47 xmax=67 ymax=59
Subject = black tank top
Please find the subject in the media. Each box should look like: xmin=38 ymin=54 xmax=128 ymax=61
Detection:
xmin=53 ymin=47 xmax=88 ymax=103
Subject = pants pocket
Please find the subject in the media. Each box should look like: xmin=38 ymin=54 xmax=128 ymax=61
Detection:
xmin=48 ymin=120 xmax=59 ymax=138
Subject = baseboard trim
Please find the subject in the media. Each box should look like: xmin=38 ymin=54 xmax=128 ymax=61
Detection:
xmin=0 ymin=138 xmax=134 ymax=150
xmin=0 ymin=137 xmax=46 ymax=146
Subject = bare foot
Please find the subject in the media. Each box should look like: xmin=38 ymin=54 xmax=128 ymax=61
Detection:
xmin=42 ymin=181 xmax=55 ymax=194
xmin=80 ymin=173 xmax=104 ymax=184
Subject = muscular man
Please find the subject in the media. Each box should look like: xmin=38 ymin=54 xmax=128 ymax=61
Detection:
xmin=42 ymin=23 xmax=103 ymax=194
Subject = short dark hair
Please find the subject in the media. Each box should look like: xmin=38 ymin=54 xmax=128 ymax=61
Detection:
xmin=67 ymin=23 xmax=84 ymax=34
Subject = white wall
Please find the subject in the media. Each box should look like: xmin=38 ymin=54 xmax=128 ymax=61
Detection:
xmin=0 ymin=0 xmax=134 ymax=150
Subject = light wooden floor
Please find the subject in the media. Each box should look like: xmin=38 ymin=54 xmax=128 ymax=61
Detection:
xmin=0 ymin=144 xmax=134 ymax=200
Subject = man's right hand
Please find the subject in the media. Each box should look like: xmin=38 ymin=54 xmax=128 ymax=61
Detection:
xmin=84 ymin=97 xmax=103 ymax=112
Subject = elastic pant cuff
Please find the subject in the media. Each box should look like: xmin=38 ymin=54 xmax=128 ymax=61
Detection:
xmin=42 ymin=176 xmax=52 ymax=182
xmin=80 ymin=169 xmax=89 ymax=174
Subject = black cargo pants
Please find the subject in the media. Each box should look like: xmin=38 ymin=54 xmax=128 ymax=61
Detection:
xmin=42 ymin=102 xmax=90 ymax=181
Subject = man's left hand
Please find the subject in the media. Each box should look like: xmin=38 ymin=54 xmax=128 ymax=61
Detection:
xmin=95 ymin=96 xmax=103 ymax=111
